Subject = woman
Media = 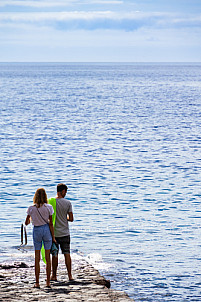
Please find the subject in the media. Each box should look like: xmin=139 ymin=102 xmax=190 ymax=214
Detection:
xmin=25 ymin=188 xmax=56 ymax=288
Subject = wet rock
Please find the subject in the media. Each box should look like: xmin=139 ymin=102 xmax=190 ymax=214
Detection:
xmin=0 ymin=262 xmax=29 ymax=270
xmin=95 ymin=278 xmax=111 ymax=288
xmin=16 ymin=262 xmax=29 ymax=269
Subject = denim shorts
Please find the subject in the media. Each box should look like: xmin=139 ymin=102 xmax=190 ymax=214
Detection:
xmin=33 ymin=224 xmax=52 ymax=250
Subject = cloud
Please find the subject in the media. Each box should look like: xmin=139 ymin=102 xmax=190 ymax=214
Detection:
xmin=87 ymin=0 xmax=123 ymax=3
xmin=0 ymin=0 xmax=123 ymax=8
xmin=0 ymin=11 xmax=201 ymax=31
xmin=0 ymin=0 xmax=74 ymax=8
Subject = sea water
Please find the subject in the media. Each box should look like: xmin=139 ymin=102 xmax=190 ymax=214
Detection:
xmin=0 ymin=63 xmax=201 ymax=301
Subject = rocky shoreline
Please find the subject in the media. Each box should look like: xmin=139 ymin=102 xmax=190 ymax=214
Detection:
xmin=0 ymin=257 xmax=134 ymax=301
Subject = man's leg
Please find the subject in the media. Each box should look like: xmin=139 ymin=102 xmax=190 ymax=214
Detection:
xmin=51 ymin=255 xmax=58 ymax=281
xmin=64 ymin=253 xmax=73 ymax=280
xmin=35 ymin=250 xmax=40 ymax=287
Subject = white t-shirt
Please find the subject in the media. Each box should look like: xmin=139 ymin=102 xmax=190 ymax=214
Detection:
xmin=27 ymin=203 xmax=54 ymax=226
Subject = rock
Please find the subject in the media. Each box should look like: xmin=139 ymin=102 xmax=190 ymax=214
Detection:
xmin=0 ymin=262 xmax=29 ymax=270
xmin=0 ymin=259 xmax=134 ymax=301
xmin=15 ymin=262 xmax=29 ymax=269
xmin=95 ymin=278 xmax=111 ymax=288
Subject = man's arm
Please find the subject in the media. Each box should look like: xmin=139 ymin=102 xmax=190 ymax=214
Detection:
xmin=67 ymin=212 xmax=74 ymax=222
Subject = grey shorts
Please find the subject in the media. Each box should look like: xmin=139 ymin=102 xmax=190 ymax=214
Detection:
xmin=55 ymin=236 xmax=70 ymax=254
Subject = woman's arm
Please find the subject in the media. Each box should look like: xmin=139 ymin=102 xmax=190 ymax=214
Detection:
xmin=49 ymin=216 xmax=56 ymax=243
xmin=25 ymin=215 xmax=31 ymax=226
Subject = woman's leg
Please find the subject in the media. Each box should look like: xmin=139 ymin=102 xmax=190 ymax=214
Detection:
xmin=35 ymin=250 xmax=41 ymax=287
xmin=45 ymin=249 xmax=51 ymax=287
xmin=43 ymin=224 xmax=52 ymax=286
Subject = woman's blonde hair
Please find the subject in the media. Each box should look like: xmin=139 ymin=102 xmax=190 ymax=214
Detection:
xmin=33 ymin=188 xmax=48 ymax=207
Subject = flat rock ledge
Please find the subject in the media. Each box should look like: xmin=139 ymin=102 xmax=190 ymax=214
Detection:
xmin=0 ymin=259 xmax=134 ymax=302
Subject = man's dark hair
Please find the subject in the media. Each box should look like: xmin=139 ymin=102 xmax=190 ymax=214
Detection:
xmin=57 ymin=183 xmax=68 ymax=192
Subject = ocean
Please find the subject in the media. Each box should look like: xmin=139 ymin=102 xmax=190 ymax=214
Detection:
xmin=0 ymin=62 xmax=201 ymax=301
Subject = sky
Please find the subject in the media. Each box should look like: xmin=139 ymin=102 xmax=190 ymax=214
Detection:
xmin=0 ymin=0 xmax=201 ymax=62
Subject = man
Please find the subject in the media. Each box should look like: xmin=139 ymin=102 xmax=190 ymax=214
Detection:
xmin=49 ymin=183 xmax=74 ymax=281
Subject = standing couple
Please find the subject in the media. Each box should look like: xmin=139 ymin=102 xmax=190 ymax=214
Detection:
xmin=25 ymin=183 xmax=74 ymax=288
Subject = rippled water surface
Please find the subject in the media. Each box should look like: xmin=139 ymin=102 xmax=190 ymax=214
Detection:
xmin=0 ymin=63 xmax=201 ymax=301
